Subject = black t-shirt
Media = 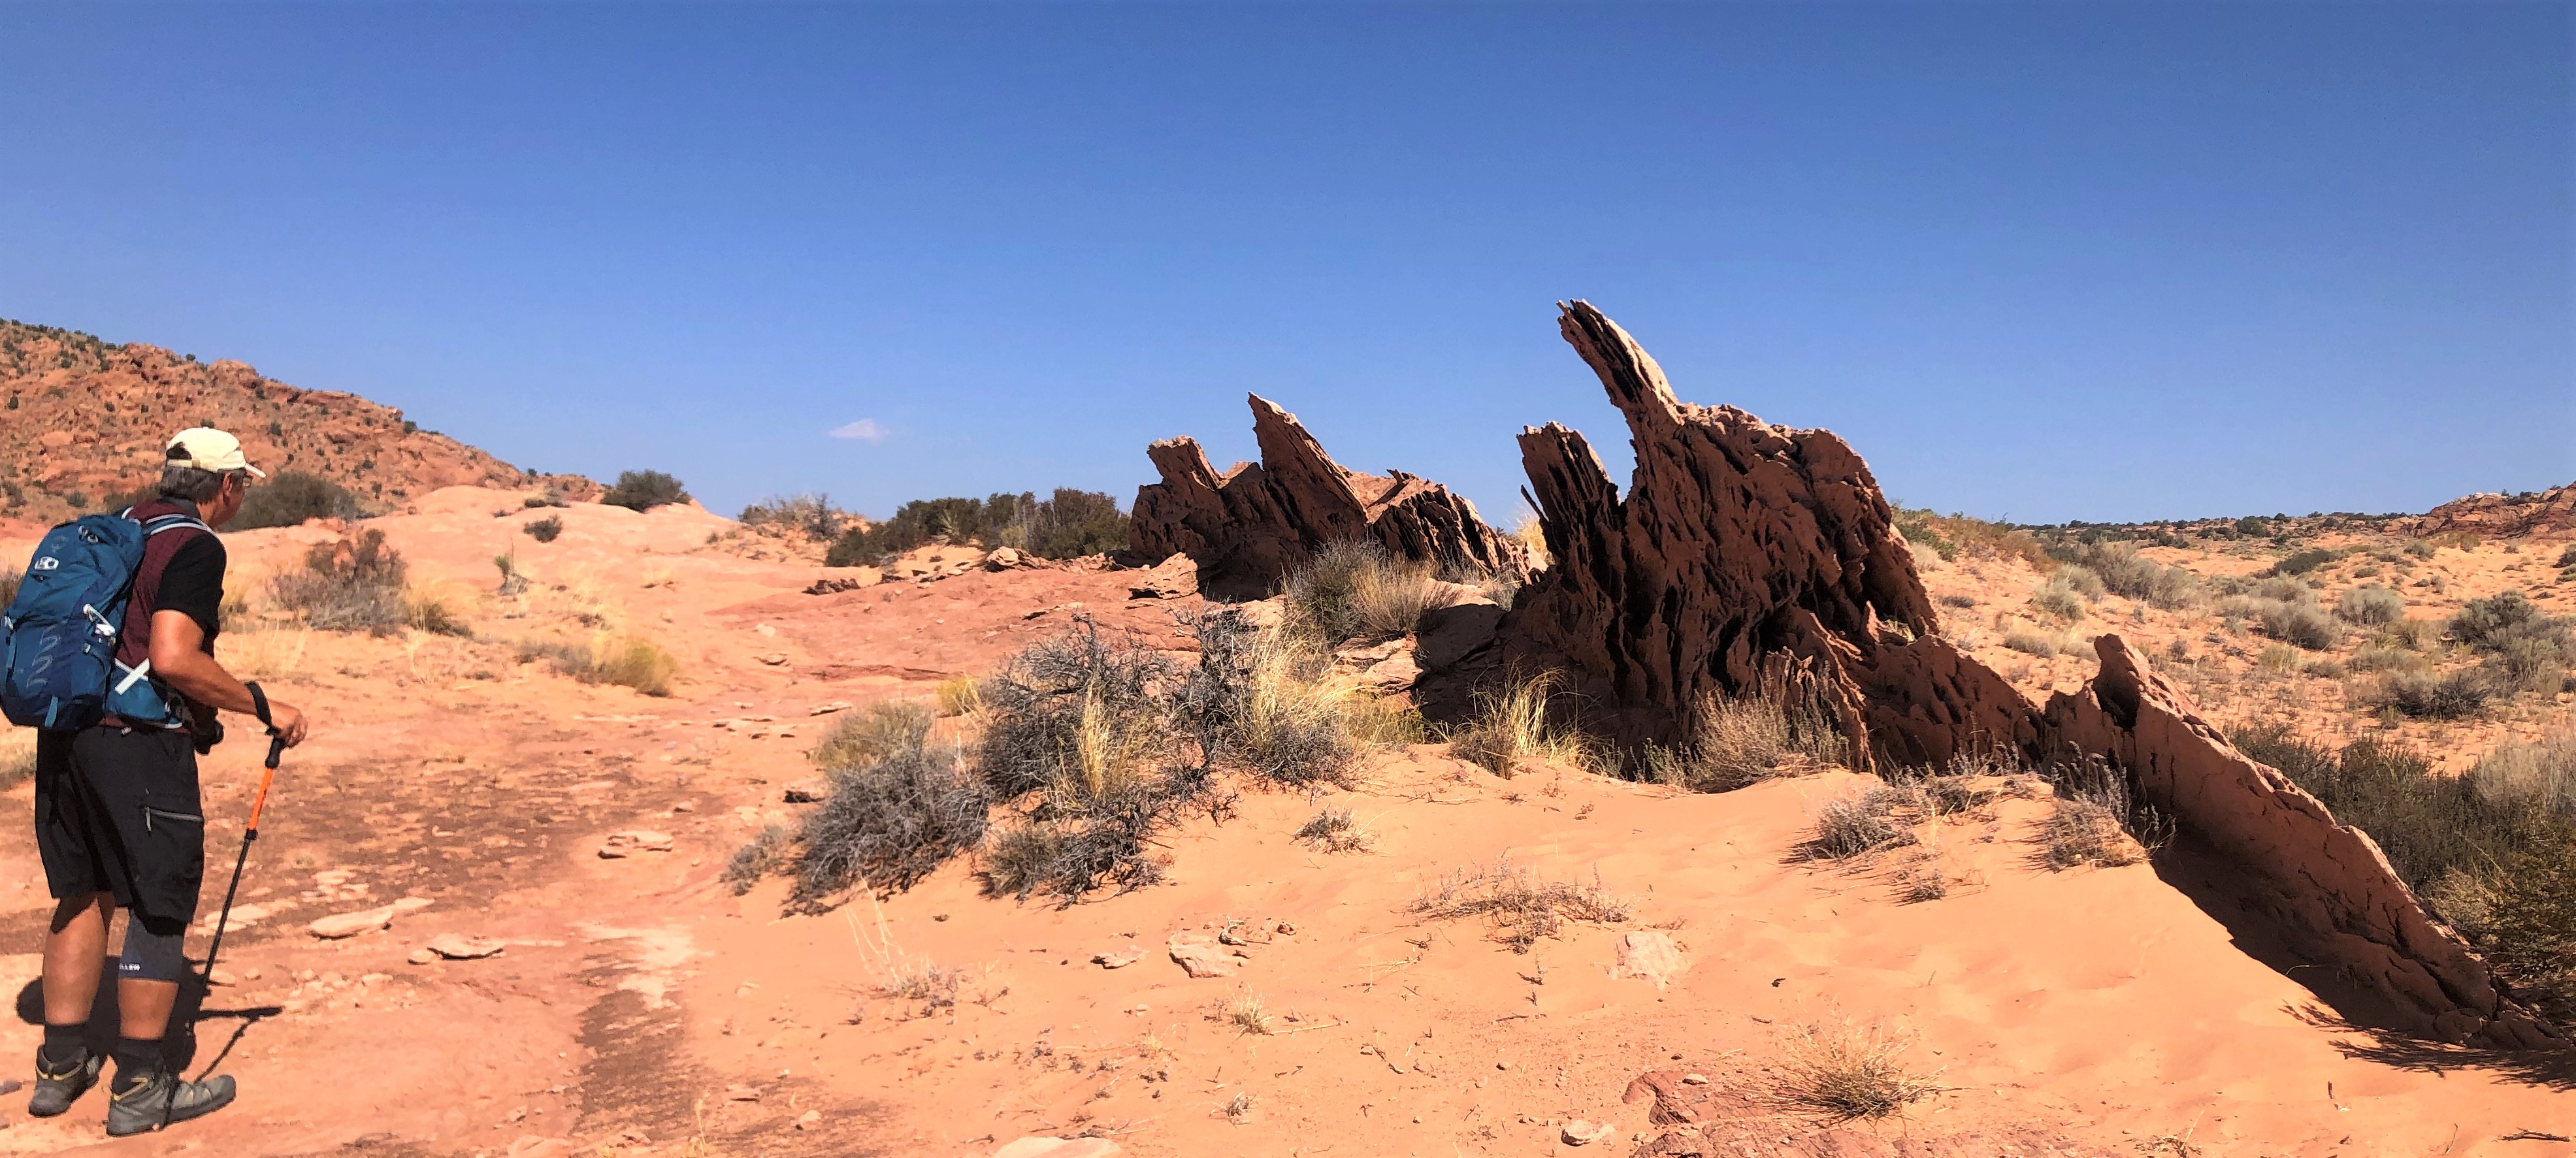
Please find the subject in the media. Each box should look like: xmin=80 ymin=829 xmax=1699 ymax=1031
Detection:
xmin=156 ymin=534 xmax=225 ymax=649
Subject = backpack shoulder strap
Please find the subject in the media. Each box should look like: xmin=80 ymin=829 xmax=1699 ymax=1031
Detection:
xmin=139 ymin=514 xmax=212 ymax=537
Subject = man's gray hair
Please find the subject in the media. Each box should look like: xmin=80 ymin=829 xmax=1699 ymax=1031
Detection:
xmin=157 ymin=463 xmax=242 ymax=502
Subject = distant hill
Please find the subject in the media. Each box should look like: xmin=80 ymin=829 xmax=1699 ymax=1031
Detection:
xmin=0 ymin=318 xmax=597 ymax=522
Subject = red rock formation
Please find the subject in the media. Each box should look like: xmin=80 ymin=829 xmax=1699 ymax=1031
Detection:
xmin=2046 ymin=635 xmax=2562 ymax=1050
xmin=1130 ymin=393 xmax=1525 ymax=596
xmin=2409 ymin=483 xmax=2576 ymax=538
xmin=1503 ymin=301 xmax=2036 ymax=766
xmin=0 ymin=319 xmax=597 ymax=522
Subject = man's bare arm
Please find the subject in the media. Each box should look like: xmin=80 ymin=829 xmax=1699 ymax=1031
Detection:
xmin=146 ymin=609 xmax=308 ymax=746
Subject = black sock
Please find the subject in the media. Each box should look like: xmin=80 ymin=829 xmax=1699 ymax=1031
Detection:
xmin=109 ymin=1037 xmax=162 ymax=1092
xmin=38 ymin=1024 xmax=86 ymax=1069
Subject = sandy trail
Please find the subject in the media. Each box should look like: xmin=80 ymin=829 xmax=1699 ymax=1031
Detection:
xmin=0 ymin=489 xmax=2562 ymax=1157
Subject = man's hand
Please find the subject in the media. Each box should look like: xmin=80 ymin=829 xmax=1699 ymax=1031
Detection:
xmin=266 ymin=700 xmax=310 ymax=748
xmin=148 ymin=609 xmax=314 ymax=747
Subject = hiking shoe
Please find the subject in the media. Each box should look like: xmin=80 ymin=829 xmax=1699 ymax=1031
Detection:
xmin=103 ymin=1070 xmax=234 ymax=1136
xmin=27 ymin=1050 xmax=102 ymax=1117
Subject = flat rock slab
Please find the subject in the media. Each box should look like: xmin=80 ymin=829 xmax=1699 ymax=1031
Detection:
xmin=1167 ymin=932 xmax=1246 ymax=978
xmin=424 ymin=933 xmax=507 ymax=960
xmin=1614 ymin=931 xmax=1686 ymax=989
xmin=1092 ymin=945 xmax=1144 ymax=969
xmin=598 ymin=830 xmax=676 ymax=858
xmin=309 ymin=897 xmax=432 ymax=939
xmin=1561 ymin=1119 xmax=1616 ymax=1146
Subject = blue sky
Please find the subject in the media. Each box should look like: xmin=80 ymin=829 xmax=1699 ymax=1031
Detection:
xmin=3 ymin=2 xmax=2568 ymax=525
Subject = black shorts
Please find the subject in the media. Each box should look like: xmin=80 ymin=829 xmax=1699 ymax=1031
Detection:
xmin=33 ymin=728 xmax=206 ymax=925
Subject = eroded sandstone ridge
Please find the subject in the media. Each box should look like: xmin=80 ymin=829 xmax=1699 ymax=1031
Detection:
xmin=1503 ymin=301 xmax=2037 ymax=767
xmin=1505 ymin=299 xmax=2557 ymax=1050
xmin=2409 ymin=483 xmax=2576 ymax=538
xmin=2047 ymin=635 xmax=2562 ymax=1049
xmin=1131 ymin=393 xmax=1525 ymax=596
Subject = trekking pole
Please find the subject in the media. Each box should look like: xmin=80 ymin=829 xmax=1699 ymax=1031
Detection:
xmin=199 ymin=726 xmax=285 ymax=984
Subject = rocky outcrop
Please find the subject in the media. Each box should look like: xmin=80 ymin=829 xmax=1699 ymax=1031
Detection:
xmin=1501 ymin=300 xmax=2556 ymax=1048
xmin=2409 ymin=483 xmax=2576 ymax=538
xmin=2046 ymin=635 xmax=2562 ymax=1050
xmin=1130 ymin=394 xmax=1525 ymax=597
xmin=1502 ymin=301 xmax=2038 ymax=766
xmin=0 ymin=318 xmax=596 ymax=522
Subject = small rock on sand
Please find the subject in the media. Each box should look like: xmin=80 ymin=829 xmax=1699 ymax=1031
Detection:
xmin=1093 ymin=945 xmax=1143 ymax=969
xmin=308 ymin=897 xmax=432 ymax=939
xmin=725 ymin=1084 xmax=761 ymax=1101
xmin=408 ymin=948 xmax=437 ymax=965
xmin=598 ymin=830 xmax=676 ymax=858
xmin=426 ymin=933 xmax=508 ymax=960
xmin=755 ymin=652 xmax=789 ymax=666
xmin=794 ymin=1110 xmax=823 ymax=1129
xmin=809 ymin=701 xmax=851 ymax=715
xmin=1561 ymin=1119 xmax=1615 ymax=1146
xmin=1614 ymin=931 xmax=1686 ymax=989
xmin=993 ymin=1138 xmax=1122 ymax=1158
xmin=782 ymin=778 xmax=831 ymax=804
xmin=1166 ymin=931 xmax=1243 ymax=978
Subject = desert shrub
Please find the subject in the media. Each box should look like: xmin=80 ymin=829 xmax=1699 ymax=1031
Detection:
xmin=1282 ymin=539 xmax=1457 ymax=645
xmin=602 ymin=470 xmax=690 ymax=511
xmin=0 ymin=566 xmax=20 ymax=609
xmin=2348 ymin=645 xmax=2428 ymax=675
xmin=2001 ymin=624 xmax=2074 ymax=657
xmin=2257 ymin=643 xmax=2302 ymax=672
xmin=402 ymin=585 xmax=472 ymax=637
xmin=1186 ymin=617 xmax=1363 ymax=786
xmin=2335 ymin=585 xmax=2404 ymax=626
xmin=1889 ymin=508 xmax=2055 ymax=570
xmin=826 ymin=489 xmax=1128 ymax=566
xmin=739 ymin=493 xmax=849 ymax=540
xmin=1804 ymin=790 xmax=1913 ymax=860
xmin=2370 ymin=669 xmax=2492 ymax=720
xmin=525 ymin=515 xmax=563 ymax=543
xmin=0 ymin=732 xmax=35 ymax=792
xmin=2266 ymin=547 xmax=2345 ymax=576
xmin=517 ymin=634 xmax=679 ymax=696
xmin=1766 ymin=1020 xmax=1945 ymax=1122
xmin=791 ymin=741 xmax=989 ymax=907
xmin=2028 ymin=571 xmax=2093 ymax=621
xmin=1657 ymin=686 xmax=1849 ymax=792
xmin=2446 ymin=590 xmax=2571 ymax=692
xmin=723 ymin=824 xmax=793 ymax=895
xmin=812 ymin=701 xmax=934 ymax=773
xmin=233 ymin=471 xmax=361 ymax=530
xmin=1448 ymin=674 xmax=1599 ymax=777
xmin=2229 ymin=596 xmax=2339 ymax=651
xmin=1294 ymin=805 xmax=1373 ymax=852
xmin=2042 ymin=792 xmax=2142 ymax=869
xmin=1411 ymin=856 xmax=1629 ymax=952
xmin=269 ymin=529 xmax=407 ymax=633
xmin=2556 ymin=543 xmax=2576 ymax=569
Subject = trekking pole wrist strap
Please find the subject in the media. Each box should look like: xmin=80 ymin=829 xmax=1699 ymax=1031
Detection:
xmin=246 ymin=681 xmax=272 ymax=730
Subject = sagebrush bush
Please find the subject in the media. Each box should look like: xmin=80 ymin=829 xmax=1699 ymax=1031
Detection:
xmin=2335 ymin=585 xmax=2404 ymax=626
xmin=724 ymin=824 xmax=792 ymax=895
xmin=602 ymin=470 xmax=690 ymax=511
xmin=1282 ymin=539 xmax=1457 ymax=645
xmin=269 ymin=529 xmax=408 ymax=633
xmin=2371 ymin=669 xmax=2492 ymax=720
xmin=739 ymin=493 xmax=849 ymax=540
xmin=2267 ymin=547 xmax=2344 ymax=576
xmin=525 ymin=515 xmax=563 ymax=543
xmin=792 ymin=741 xmax=989 ymax=907
xmin=233 ymin=471 xmax=361 ymax=530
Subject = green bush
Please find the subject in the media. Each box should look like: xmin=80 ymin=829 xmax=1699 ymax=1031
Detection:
xmin=602 ymin=470 xmax=691 ymax=511
xmin=825 ymin=489 xmax=1129 ymax=566
xmin=233 ymin=472 xmax=361 ymax=530
xmin=739 ymin=493 xmax=849 ymax=540
xmin=2266 ymin=547 xmax=2345 ymax=577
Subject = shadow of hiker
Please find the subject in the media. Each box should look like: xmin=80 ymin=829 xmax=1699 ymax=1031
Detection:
xmin=16 ymin=961 xmax=278 ymax=1077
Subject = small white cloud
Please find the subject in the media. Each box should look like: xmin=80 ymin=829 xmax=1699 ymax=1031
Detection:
xmin=828 ymin=419 xmax=887 ymax=443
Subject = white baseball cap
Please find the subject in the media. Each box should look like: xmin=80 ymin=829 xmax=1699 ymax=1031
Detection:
xmin=165 ymin=427 xmax=268 ymax=478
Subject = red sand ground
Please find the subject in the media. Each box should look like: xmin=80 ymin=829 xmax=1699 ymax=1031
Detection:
xmin=0 ymin=488 xmax=2564 ymax=1157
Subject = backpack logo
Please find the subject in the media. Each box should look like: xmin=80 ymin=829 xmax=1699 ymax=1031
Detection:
xmin=31 ymin=557 xmax=57 ymax=571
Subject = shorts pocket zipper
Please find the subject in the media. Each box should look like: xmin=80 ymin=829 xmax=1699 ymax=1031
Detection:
xmin=142 ymin=806 xmax=203 ymax=832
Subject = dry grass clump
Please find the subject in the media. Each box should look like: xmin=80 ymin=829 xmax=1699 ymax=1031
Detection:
xmin=1765 ymin=1019 xmax=1946 ymax=1122
xmin=1294 ymin=805 xmax=1375 ymax=852
xmin=1282 ymin=539 xmax=1458 ymax=645
xmin=1222 ymin=989 xmax=1273 ymax=1035
xmin=936 ymin=675 xmax=981 ymax=717
xmin=2039 ymin=759 xmax=2156 ymax=869
xmin=1412 ymin=856 xmax=1631 ymax=952
xmin=402 ymin=581 xmax=474 ymax=637
xmin=813 ymin=700 xmax=936 ymax=772
xmin=1649 ymin=686 xmax=1849 ymax=792
xmin=2336 ymin=584 xmax=2405 ymax=626
xmin=2029 ymin=569 xmax=2100 ymax=620
xmin=270 ymin=528 xmax=409 ymax=634
xmin=1195 ymin=619 xmax=1363 ymax=786
xmin=1802 ymin=788 xmax=1919 ymax=860
xmin=1510 ymin=513 xmax=1551 ymax=571
xmin=2002 ymin=624 xmax=2081 ymax=657
xmin=1448 ymin=675 xmax=1600 ymax=777
xmin=517 ymin=634 xmax=680 ymax=696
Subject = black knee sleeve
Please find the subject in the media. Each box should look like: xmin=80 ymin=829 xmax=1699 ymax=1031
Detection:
xmin=116 ymin=913 xmax=189 ymax=982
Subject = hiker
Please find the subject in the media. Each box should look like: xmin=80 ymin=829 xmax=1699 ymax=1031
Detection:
xmin=29 ymin=428 xmax=309 ymax=1135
